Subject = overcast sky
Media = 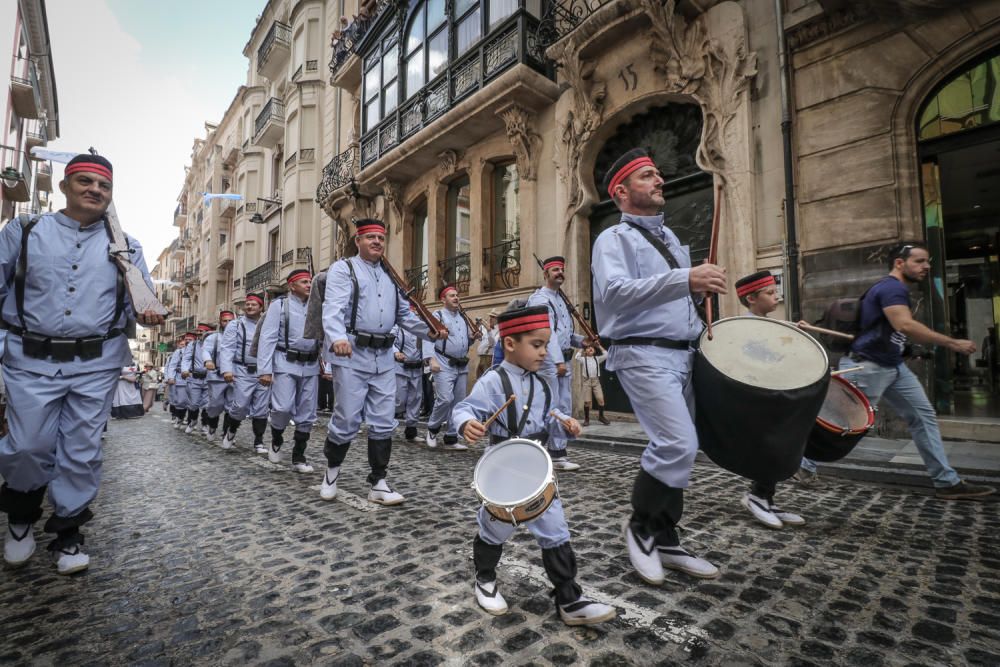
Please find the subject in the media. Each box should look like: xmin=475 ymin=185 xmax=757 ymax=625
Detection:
xmin=45 ymin=0 xmax=258 ymax=271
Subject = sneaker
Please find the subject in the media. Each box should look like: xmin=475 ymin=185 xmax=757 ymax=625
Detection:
xmin=425 ymin=431 xmax=438 ymax=448
xmin=445 ymin=441 xmax=468 ymax=451
xmin=558 ymin=597 xmax=617 ymax=626
xmin=219 ymin=432 xmax=234 ymax=450
xmin=206 ymin=428 xmax=216 ymax=443
xmin=184 ymin=423 xmax=194 ymax=434
xmin=935 ymin=480 xmax=996 ymax=500
xmin=623 ymin=523 xmax=663 ymax=585
xmin=474 ymin=579 xmax=509 ymax=616
xmin=320 ymin=467 xmax=340 ymax=501
xmin=253 ymin=442 xmax=267 ymax=455
xmin=793 ymin=467 xmax=819 ymax=486
xmin=201 ymin=425 xmax=210 ymax=437
xmin=173 ymin=421 xmax=181 ymax=430
xmin=657 ymin=545 xmax=720 ymax=579
xmin=368 ymin=479 xmax=405 ymax=506
xmin=552 ymin=459 xmax=581 ymax=471
xmin=741 ymin=493 xmax=783 ymax=529
xmin=54 ymin=544 xmax=89 ymax=575
xmin=293 ymin=462 xmax=315 ymax=474
xmin=268 ymin=443 xmax=283 ymax=464
xmin=770 ymin=505 xmax=805 ymax=526
xmin=4 ymin=523 xmax=35 ymax=567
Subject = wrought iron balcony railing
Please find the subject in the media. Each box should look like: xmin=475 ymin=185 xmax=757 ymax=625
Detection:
xmin=254 ymin=98 xmax=285 ymax=140
xmin=280 ymin=247 xmax=312 ymax=265
xmin=360 ymin=11 xmax=546 ymax=168
xmin=257 ymin=21 xmax=292 ymax=74
xmin=437 ymin=253 xmax=471 ymax=297
xmin=482 ymin=238 xmax=521 ymax=292
xmin=316 ymin=144 xmax=360 ymax=204
xmin=328 ymin=1 xmax=394 ymax=80
xmin=403 ymin=264 xmax=429 ymax=303
xmin=533 ymin=0 xmax=615 ymax=51
xmin=245 ymin=260 xmax=278 ymax=292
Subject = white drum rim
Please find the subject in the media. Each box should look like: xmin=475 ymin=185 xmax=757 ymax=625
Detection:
xmin=698 ymin=315 xmax=830 ymax=389
xmin=472 ymin=437 xmax=553 ymax=508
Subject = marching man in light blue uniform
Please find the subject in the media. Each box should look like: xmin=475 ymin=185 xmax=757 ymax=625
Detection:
xmin=199 ymin=309 xmax=235 ymax=442
xmin=321 ymin=219 xmax=441 ymax=505
xmin=423 ymin=284 xmax=478 ymax=450
xmin=453 ymin=304 xmax=615 ymax=626
xmin=528 ymin=256 xmax=586 ymax=471
xmin=218 ymin=293 xmax=270 ymax=453
xmin=180 ymin=323 xmax=213 ymax=435
xmin=591 ymin=148 xmax=727 ymax=586
xmin=0 ymin=153 xmax=163 ymax=574
xmin=164 ymin=335 xmax=190 ymax=427
xmin=257 ymin=270 xmax=320 ymax=473
xmin=392 ymin=320 xmax=424 ymax=442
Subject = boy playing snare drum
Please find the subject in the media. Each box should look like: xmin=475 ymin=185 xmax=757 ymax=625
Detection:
xmin=454 ymin=305 xmax=616 ymax=626
xmin=736 ymin=270 xmax=808 ymax=530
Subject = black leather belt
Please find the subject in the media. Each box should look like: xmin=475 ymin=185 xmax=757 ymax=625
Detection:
xmin=351 ymin=330 xmax=396 ymax=350
xmin=602 ymin=336 xmax=691 ymax=351
xmin=561 ymin=348 xmax=573 ymax=360
xmin=237 ymin=363 xmax=258 ymax=373
xmin=191 ymin=370 xmax=208 ymax=379
xmin=277 ymin=347 xmax=320 ymax=363
xmin=402 ymin=360 xmax=423 ymax=370
xmin=441 ymin=352 xmax=469 ymax=367
xmin=3 ymin=321 xmax=123 ymax=362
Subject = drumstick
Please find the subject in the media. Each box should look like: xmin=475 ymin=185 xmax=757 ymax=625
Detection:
xmin=549 ymin=410 xmax=574 ymax=431
xmin=831 ymin=366 xmax=864 ymax=377
xmin=705 ymin=184 xmax=723 ymax=341
xmin=482 ymin=394 xmax=516 ymax=431
xmin=797 ymin=322 xmax=855 ymax=341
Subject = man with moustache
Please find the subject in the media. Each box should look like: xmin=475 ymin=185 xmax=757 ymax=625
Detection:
xmin=423 ymin=285 xmax=478 ymax=450
xmin=0 ymin=153 xmax=163 ymax=573
xmin=591 ymin=148 xmax=727 ymax=585
xmin=218 ymin=293 xmax=270 ymax=453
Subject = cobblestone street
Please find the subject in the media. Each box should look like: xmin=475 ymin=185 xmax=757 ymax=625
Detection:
xmin=2 ymin=412 xmax=999 ymax=666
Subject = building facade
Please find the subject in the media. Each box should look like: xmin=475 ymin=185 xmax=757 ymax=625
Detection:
xmin=1 ymin=0 xmax=58 ymax=222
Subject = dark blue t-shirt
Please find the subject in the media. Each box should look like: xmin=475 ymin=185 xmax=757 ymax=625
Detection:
xmin=850 ymin=276 xmax=911 ymax=366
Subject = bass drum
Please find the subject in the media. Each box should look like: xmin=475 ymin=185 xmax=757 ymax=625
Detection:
xmin=804 ymin=375 xmax=875 ymax=462
xmin=694 ymin=316 xmax=830 ymax=483
xmin=472 ymin=438 xmax=557 ymax=525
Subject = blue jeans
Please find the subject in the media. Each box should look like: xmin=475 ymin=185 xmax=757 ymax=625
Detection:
xmin=837 ymin=357 xmax=960 ymax=488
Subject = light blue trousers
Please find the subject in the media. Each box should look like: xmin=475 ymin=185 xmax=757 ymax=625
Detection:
xmin=537 ymin=368 xmax=572 ymax=453
xmin=837 ymin=357 xmax=960 ymax=488
xmin=0 ymin=365 xmax=118 ymax=517
xmin=269 ymin=373 xmax=318 ymax=433
xmin=477 ymin=497 xmax=571 ymax=549
xmin=328 ymin=365 xmax=396 ymax=442
xmin=185 ymin=378 xmax=207 ymax=411
xmin=616 ymin=366 xmax=698 ymax=488
xmin=169 ymin=383 xmax=188 ymax=408
xmin=395 ymin=369 xmax=422 ymax=427
xmin=226 ymin=367 xmax=270 ymax=420
xmin=427 ymin=366 xmax=468 ymax=437
xmin=204 ymin=379 xmax=231 ymax=419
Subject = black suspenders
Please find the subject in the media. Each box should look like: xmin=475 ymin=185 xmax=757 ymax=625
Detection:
xmin=495 ymin=367 xmax=550 ymax=437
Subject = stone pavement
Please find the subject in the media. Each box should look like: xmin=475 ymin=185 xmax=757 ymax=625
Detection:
xmin=2 ymin=413 xmax=999 ymax=666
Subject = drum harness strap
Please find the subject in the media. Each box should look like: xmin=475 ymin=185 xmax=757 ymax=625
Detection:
xmin=599 ymin=222 xmax=695 ymax=351
xmin=493 ymin=366 xmax=550 ymax=444
xmin=344 ymin=258 xmax=397 ymax=349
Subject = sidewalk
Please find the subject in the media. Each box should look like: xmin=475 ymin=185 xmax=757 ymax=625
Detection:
xmin=572 ymin=418 xmax=1000 ymax=488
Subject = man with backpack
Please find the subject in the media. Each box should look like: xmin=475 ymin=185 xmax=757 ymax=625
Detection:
xmin=838 ymin=242 xmax=994 ymax=500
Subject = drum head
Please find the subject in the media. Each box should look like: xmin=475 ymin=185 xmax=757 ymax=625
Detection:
xmin=699 ymin=317 xmax=829 ymax=391
xmin=818 ymin=376 xmax=873 ymax=433
xmin=474 ymin=439 xmax=550 ymax=505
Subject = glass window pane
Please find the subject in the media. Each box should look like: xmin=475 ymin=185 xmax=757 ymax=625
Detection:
xmin=365 ymin=99 xmax=381 ymax=131
xmin=405 ymin=49 xmax=425 ymax=99
xmin=492 ymin=163 xmax=519 ymax=244
xmin=428 ymin=29 xmax=448 ymax=79
xmin=382 ymin=48 xmax=398 ymax=82
xmin=447 ymin=177 xmax=472 ymax=257
xmin=489 ymin=0 xmax=516 ymax=28
xmin=365 ymin=66 xmax=380 ymax=102
xmin=456 ymin=9 xmax=481 ymax=56
xmin=406 ymin=6 xmax=425 ymax=54
xmin=383 ymin=82 xmax=398 ymax=114
xmin=428 ymin=0 xmax=446 ymax=30
xmin=525 ymin=0 xmax=540 ymax=17
xmin=455 ymin=0 xmax=477 ymax=17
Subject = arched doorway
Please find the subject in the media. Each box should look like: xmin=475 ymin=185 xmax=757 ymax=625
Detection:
xmin=588 ymin=103 xmax=712 ymax=412
xmin=918 ymin=49 xmax=1000 ymax=417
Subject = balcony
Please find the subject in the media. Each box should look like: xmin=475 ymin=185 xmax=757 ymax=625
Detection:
xmin=437 ymin=253 xmax=471 ymax=297
xmin=358 ymin=11 xmax=554 ymax=176
xmin=256 ymin=21 xmax=292 ymax=80
xmin=222 ymin=141 xmax=239 ymax=167
xmin=237 ymin=201 xmax=258 ymax=219
xmin=219 ymin=197 xmax=238 ymax=219
xmin=217 ymin=243 xmax=233 ymax=269
xmin=253 ymin=97 xmax=285 ymax=148
xmin=403 ymin=264 xmax=429 ymax=304
xmin=280 ymin=247 xmax=312 ymax=267
xmin=10 ymin=58 xmax=42 ymax=119
xmin=1 ymin=148 xmax=32 ymax=202
xmin=35 ymin=161 xmax=52 ymax=192
xmin=245 ymin=260 xmax=279 ymax=292
xmin=482 ymin=238 xmax=521 ymax=292
xmin=174 ymin=203 xmax=187 ymax=226
xmin=183 ymin=262 xmax=199 ymax=285
xmin=25 ymin=122 xmax=47 ymax=150
xmin=329 ymin=3 xmax=386 ymax=90
xmin=316 ymin=144 xmax=359 ymax=205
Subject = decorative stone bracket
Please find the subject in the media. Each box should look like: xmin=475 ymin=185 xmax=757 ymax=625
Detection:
xmin=496 ymin=102 xmax=544 ymax=181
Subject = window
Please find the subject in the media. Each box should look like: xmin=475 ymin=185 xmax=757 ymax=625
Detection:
xmin=404 ymin=0 xmax=448 ymax=100
xmin=491 ymin=162 xmax=519 ymax=245
xmin=363 ymin=32 xmax=399 ymax=132
xmin=918 ymin=52 xmax=1000 ymax=141
xmin=455 ymin=0 xmax=481 ymax=56
xmin=412 ymin=201 xmax=428 ymax=268
xmin=484 ymin=162 xmax=520 ymax=291
xmin=446 ymin=175 xmax=471 ymax=258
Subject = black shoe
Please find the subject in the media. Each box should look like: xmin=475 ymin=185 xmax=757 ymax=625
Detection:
xmin=935 ymin=480 xmax=996 ymax=500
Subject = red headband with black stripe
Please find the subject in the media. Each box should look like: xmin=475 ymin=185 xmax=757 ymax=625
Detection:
xmin=499 ymin=313 xmax=551 ymax=337
xmin=736 ymin=275 xmax=776 ymax=298
xmin=245 ymin=294 xmax=264 ymax=305
xmin=287 ymin=270 xmax=311 ymax=284
xmin=607 ymin=157 xmax=656 ymax=197
xmin=356 ymin=223 xmax=385 ymax=236
xmin=65 ymin=162 xmax=113 ymax=182
xmin=439 ymin=285 xmax=457 ymax=299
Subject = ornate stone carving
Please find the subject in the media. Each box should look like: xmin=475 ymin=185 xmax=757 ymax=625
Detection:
xmin=437 ymin=149 xmax=461 ymax=181
xmin=496 ymin=103 xmax=543 ymax=181
xmin=786 ymin=4 xmax=874 ymax=51
xmin=379 ymin=178 xmax=404 ymax=235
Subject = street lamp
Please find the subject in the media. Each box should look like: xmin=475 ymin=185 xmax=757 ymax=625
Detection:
xmin=250 ymin=196 xmax=282 ymax=224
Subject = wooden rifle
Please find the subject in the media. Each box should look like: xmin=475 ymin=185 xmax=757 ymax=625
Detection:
xmin=106 ymin=201 xmax=169 ymax=317
xmin=380 ymin=256 xmax=449 ymax=338
xmin=532 ymin=253 xmax=599 ymax=345
xmin=458 ymin=305 xmax=482 ymax=341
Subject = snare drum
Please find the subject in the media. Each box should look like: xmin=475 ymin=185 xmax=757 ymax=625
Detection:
xmin=804 ymin=375 xmax=875 ymax=462
xmin=472 ymin=438 xmax=557 ymax=525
